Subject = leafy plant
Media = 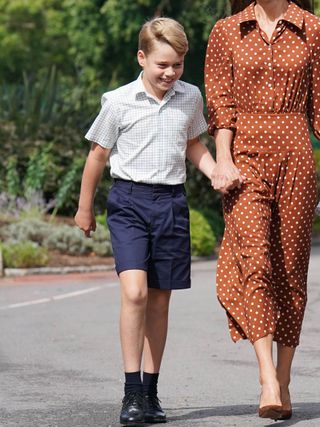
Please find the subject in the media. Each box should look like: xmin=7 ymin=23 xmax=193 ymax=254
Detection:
xmin=202 ymin=207 xmax=225 ymax=242
xmin=24 ymin=144 xmax=53 ymax=193
xmin=96 ymin=212 xmax=107 ymax=227
xmin=1 ymin=216 xmax=113 ymax=257
xmin=6 ymin=156 xmax=20 ymax=196
xmin=0 ymin=191 xmax=55 ymax=220
xmin=190 ymin=208 xmax=216 ymax=256
xmin=44 ymin=222 xmax=112 ymax=255
xmin=51 ymin=157 xmax=85 ymax=217
xmin=0 ymin=217 xmax=53 ymax=243
xmin=0 ymin=241 xmax=49 ymax=268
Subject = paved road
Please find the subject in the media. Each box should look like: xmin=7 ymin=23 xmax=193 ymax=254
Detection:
xmin=0 ymin=247 xmax=319 ymax=427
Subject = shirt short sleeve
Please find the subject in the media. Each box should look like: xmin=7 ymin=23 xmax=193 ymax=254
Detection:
xmin=85 ymin=94 xmax=120 ymax=148
xmin=187 ymin=89 xmax=208 ymax=140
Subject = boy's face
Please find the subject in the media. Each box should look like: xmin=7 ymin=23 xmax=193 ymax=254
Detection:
xmin=137 ymin=40 xmax=185 ymax=100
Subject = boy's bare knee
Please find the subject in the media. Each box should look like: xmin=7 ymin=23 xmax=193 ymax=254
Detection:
xmin=125 ymin=286 xmax=148 ymax=306
xmin=120 ymin=270 xmax=148 ymax=306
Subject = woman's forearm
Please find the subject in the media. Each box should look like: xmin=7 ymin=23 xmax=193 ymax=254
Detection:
xmin=214 ymin=129 xmax=234 ymax=162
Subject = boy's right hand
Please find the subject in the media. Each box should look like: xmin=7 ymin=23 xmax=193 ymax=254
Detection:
xmin=74 ymin=208 xmax=96 ymax=237
xmin=211 ymin=160 xmax=244 ymax=194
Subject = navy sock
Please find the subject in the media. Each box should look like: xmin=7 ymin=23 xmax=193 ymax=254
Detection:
xmin=143 ymin=372 xmax=159 ymax=396
xmin=124 ymin=371 xmax=142 ymax=395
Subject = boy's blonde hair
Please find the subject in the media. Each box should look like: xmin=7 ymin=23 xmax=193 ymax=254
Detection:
xmin=138 ymin=17 xmax=189 ymax=56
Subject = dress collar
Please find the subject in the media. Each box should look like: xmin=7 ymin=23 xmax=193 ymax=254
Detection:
xmin=239 ymin=1 xmax=304 ymax=30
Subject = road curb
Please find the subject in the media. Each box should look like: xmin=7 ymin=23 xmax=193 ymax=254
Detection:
xmin=2 ymin=255 xmax=218 ymax=278
xmin=4 ymin=264 xmax=115 ymax=277
xmin=2 ymin=240 xmax=319 ymax=278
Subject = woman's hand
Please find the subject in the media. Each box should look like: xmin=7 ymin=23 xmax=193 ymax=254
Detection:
xmin=74 ymin=207 xmax=96 ymax=237
xmin=211 ymin=159 xmax=243 ymax=194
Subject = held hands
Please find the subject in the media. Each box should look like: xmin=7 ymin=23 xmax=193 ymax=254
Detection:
xmin=74 ymin=207 xmax=96 ymax=238
xmin=211 ymin=160 xmax=244 ymax=194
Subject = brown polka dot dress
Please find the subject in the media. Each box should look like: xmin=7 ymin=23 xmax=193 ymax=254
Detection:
xmin=205 ymin=1 xmax=320 ymax=347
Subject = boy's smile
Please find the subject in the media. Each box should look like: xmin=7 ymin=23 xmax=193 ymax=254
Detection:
xmin=137 ymin=40 xmax=185 ymax=100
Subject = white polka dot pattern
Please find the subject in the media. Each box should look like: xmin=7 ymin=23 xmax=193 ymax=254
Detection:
xmin=205 ymin=1 xmax=320 ymax=348
xmin=204 ymin=2 xmax=320 ymax=138
xmin=218 ymin=113 xmax=317 ymax=347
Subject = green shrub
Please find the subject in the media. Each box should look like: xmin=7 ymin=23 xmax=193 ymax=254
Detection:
xmin=90 ymin=224 xmax=112 ymax=256
xmin=1 ymin=217 xmax=113 ymax=256
xmin=1 ymin=241 xmax=49 ymax=268
xmin=314 ymin=216 xmax=320 ymax=235
xmin=44 ymin=223 xmax=112 ymax=256
xmin=0 ymin=218 xmax=53 ymax=243
xmin=202 ymin=207 xmax=225 ymax=241
xmin=44 ymin=224 xmax=92 ymax=255
xmin=96 ymin=213 xmax=107 ymax=227
xmin=190 ymin=209 xmax=216 ymax=256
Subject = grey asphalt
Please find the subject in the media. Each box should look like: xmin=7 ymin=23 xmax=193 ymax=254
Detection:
xmin=0 ymin=247 xmax=319 ymax=427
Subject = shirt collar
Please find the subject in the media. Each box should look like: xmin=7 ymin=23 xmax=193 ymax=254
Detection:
xmin=134 ymin=72 xmax=185 ymax=99
xmin=239 ymin=1 xmax=304 ymax=31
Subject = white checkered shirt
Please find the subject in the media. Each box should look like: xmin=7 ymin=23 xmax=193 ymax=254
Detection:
xmin=85 ymin=73 xmax=208 ymax=184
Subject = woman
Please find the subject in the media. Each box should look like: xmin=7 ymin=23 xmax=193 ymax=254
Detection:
xmin=205 ymin=0 xmax=319 ymax=420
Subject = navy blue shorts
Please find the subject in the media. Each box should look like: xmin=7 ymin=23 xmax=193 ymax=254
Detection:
xmin=106 ymin=179 xmax=191 ymax=290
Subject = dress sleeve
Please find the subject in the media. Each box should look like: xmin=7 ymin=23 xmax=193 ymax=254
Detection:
xmin=204 ymin=19 xmax=236 ymax=136
xmin=307 ymin=27 xmax=320 ymax=140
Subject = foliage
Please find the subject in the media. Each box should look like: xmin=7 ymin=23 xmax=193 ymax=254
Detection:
xmin=0 ymin=191 xmax=55 ymax=220
xmin=0 ymin=0 xmax=229 ymax=215
xmin=45 ymin=223 xmax=112 ymax=256
xmin=2 ymin=0 xmax=318 ymax=218
xmin=314 ymin=216 xmax=320 ymax=235
xmin=24 ymin=145 xmax=53 ymax=193
xmin=190 ymin=208 xmax=216 ymax=256
xmin=90 ymin=223 xmax=112 ymax=256
xmin=0 ymin=217 xmax=113 ymax=256
xmin=96 ymin=213 xmax=107 ymax=227
xmin=5 ymin=156 xmax=20 ymax=195
xmin=0 ymin=241 xmax=49 ymax=268
xmin=201 ymin=207 xmax=225 ymax=242
xmin=0 ymin=217 xmax=53 ymax=242
xmin=51 ymin=157 xmax=85 ymax=217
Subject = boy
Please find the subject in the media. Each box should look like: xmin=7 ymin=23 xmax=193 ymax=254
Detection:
xmin=75 ymin=17 xmax=216 ymax=426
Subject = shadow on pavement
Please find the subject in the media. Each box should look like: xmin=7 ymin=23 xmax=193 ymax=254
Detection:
xmin=166 ymin=401 xmax=320 ymax=425
xmin=2 ymin=401 xmax=320 ymax=426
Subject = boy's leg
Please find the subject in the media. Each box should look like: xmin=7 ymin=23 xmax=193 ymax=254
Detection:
xmin=119 ymin=269 xmax=148 ymax=426
xmin=143 ymin=288 xmax=171 ymax=373
xmin=143 ymin=288 xmax=171 ymax=424
xmin=120 ymin=270 xmax=148 ymax=373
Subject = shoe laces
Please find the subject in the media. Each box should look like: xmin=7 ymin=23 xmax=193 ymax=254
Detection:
xmin=145 ymin=394 xmax=162 ymax=407
xmin=123 ymin=392 xmax=143 ymax=406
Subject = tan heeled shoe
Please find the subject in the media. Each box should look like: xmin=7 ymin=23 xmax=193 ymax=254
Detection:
xmin=278 ymin=408 xmax=292 ymax=420
xmin=258 ymin=405 xmax=283 ymax=420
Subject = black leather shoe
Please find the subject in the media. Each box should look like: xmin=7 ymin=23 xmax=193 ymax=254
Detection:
xmin=144 ymin=394 xmax=167 ymax=423
xmin=120 ymin=392 xmax=144 ymax=426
